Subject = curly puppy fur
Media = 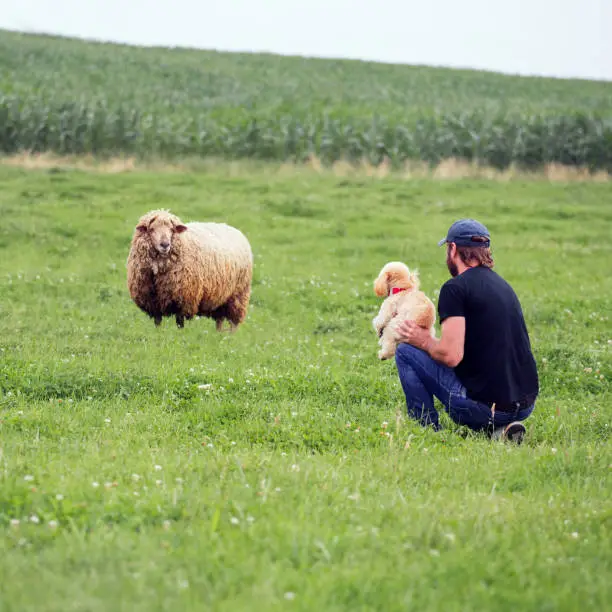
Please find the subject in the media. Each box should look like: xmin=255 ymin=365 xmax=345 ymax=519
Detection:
xmin=127 ymin=209 xmax=253 ymax=331
xmin=372 ymin=261 xmax=436 ymax=360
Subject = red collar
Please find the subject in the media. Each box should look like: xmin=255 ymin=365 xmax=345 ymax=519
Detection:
xmin=390 ymin=287 xmax=406 ymax=296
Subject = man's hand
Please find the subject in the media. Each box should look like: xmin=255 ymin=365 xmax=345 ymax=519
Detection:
xmin=398 ymin=316 xmax=465 ymax=368
xmin=397 ymin=320 xmax=434 ymax=352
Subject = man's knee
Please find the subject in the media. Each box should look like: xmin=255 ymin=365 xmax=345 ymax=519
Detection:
xmin=395 ymin=342 xmax=428 ymax=366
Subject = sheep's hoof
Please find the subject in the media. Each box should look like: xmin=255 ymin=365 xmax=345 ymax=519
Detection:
xmin=154 ymin=316 xmax=162 ymax=327
xmin=176 ymin=315 xmax=185 ymax=329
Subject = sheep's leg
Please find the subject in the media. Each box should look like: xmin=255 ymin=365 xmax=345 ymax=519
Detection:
xmin=208 ymin=304 xmax=229 ymax=333
xmin=226 ymin=289 xmax=250 ymax=330
xmin=154 ymin=315 xmax=162 ymax=327
xmin=176 ymin=314 xmax=185 ymax=329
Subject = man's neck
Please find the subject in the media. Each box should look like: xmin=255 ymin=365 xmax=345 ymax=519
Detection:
xmin=456 ymin=261 xmax=480 ymax=275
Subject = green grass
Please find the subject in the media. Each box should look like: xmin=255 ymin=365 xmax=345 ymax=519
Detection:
xmin=2 ymin=29 xmax=612 ymax=169
xmin=0 ymin=163 xmax=611 ymax=610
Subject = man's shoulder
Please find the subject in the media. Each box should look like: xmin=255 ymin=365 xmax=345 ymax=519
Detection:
xmin=469 ymin=267 xmax=514 ymax=290
xmin=441 ymin=274 xmax=464 ymax=288
xmin=440 ymin=267 xmax=503 ymax=299
xmin=438 ymin=275 xmax=466 ymax=305
xmin=462 ymin=268 xmax=522 ymax=305
xmin=440 ymin=273 xmax=467 ymax=292
xmin=462 ymin=266 xmax=503 ymax=287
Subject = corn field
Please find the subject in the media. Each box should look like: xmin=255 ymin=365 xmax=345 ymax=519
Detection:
xmin=1 ymin=96 xmax=611 ymax=171
xmin=1 ymin=31 xmax=612 ymax=170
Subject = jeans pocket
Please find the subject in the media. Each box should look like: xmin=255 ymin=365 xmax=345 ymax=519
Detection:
xmin=453 ymin=385 xmax=468 ymax=399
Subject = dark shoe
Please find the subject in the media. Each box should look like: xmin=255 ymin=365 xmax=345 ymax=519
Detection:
xmin=491 ymin=421 xmax=526 ymax=445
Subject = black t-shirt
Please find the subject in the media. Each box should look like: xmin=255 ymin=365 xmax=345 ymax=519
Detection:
xmin=437 ymin=266 xmax=539 ymax=404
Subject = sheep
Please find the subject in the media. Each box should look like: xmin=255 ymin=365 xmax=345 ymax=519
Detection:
xmin=127 ymin=209 xmax=253 ymax=331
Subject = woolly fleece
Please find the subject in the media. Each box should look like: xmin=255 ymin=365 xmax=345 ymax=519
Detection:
xmin=127 ymin=209 xmax=253 ymax=330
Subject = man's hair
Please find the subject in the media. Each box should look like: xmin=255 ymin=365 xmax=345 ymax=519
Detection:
xmin=456 ymin=244 xmax=494 ymax=268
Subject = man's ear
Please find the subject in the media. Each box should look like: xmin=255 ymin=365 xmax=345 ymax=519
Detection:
xmin=175 ymin=224 xmax=188 ymax=233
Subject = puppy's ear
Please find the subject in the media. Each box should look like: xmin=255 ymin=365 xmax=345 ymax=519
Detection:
xmin=374 ymin=272 xmax=389 ymax=297
xmin=174 ymin=224 xmax=188 ymax=233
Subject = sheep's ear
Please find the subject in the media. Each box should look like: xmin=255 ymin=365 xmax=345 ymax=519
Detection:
xmin=136 ymin=224 xmax=148 ymax=233
xmin=175 ymin=224 xmax=188 ymax=233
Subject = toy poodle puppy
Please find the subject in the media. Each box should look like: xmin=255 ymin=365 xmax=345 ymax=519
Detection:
xmin=372 ymin=261 xmax=436 ymax=360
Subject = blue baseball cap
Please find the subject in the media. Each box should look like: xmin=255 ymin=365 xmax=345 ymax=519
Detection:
xmin=438 ymin=219 xmax=491 ymax=247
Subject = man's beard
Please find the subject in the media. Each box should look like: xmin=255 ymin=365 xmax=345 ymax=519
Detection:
xmin=447 ymin=252 xmax=459 ymax=277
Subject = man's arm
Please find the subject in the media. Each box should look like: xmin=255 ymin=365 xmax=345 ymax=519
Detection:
xmin=396 ymin=316 xmax=465 ymax=367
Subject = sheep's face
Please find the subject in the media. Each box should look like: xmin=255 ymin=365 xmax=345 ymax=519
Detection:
xmin=137 ymin=216 xmax=188 ymax=257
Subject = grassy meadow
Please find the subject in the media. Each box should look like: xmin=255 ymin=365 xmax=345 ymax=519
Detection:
xmin=0 ymin=161 xmax=610 ymax=610
xmin=2 ymin=29 xmax=612 ymax=169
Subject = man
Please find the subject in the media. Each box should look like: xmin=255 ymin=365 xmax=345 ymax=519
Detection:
xmin=395 ymin=219 xmax=539 ymax=443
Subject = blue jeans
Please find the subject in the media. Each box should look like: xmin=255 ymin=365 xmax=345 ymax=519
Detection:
xmin=395 ymin=343 xmax=535 ymax=431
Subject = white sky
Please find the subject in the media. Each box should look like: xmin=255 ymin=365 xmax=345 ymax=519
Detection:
xmin=3 ymin=0 xmax=612 ymax=81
